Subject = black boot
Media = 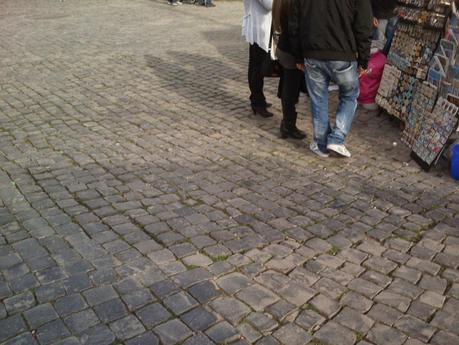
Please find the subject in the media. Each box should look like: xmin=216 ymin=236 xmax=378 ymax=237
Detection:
xmin=252 ymin=105 xmax=273 ymax=118
xmin=280 ymin=121 xmax=306 ymax=139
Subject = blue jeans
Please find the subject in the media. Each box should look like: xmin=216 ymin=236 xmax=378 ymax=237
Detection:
xmin=304 ymin=59 xmax=359 ymax=152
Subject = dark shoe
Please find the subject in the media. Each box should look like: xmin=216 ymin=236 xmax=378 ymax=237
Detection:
xmin=205 ymin=2 xmax=216 ymax=6
xmin=280 ymin=122 xmax=306 ymax=139
xmin=252 ymin=106 xmax=273 ymax=118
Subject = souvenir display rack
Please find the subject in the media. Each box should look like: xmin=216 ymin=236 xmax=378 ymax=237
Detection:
xmin=376 ymin=0 xmax=459 ymax=170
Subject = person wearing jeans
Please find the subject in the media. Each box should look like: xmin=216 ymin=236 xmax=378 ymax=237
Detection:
xmin=304 ymin=60 xmax=359 ymax=155
xmin=289 ymin=0 xmax=372 ymax=157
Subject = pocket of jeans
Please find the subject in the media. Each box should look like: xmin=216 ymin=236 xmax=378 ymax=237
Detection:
xmin=333 ymin=62 xmax=358 ymax=92
xmin=304 ymin=59 xmax=318 ymax=69
xmin=332 ymin=61 xmax=353 ymax=74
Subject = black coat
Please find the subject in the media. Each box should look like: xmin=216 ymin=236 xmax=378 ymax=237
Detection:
xmin=289 ymin=0 xmax=373 ymax=69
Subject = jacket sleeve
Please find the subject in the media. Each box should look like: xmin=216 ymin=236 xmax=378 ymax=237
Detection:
xmin=288 ymin=0 xmax=303 ymax=63
xmin=256 ymin=0 xmax=272 ymax=11
xmin=353 ymin=0 xmax=373 ymax=69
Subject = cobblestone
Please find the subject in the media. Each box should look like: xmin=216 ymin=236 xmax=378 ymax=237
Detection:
xmin=0 ymin=0 xmax=458 ymax=344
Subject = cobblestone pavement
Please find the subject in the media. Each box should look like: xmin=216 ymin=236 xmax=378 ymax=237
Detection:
xmin=1 ymin=0 xmax=459 ymax=344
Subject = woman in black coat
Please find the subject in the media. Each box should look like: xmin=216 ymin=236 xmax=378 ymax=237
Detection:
xmin=272 ymin=0 xmax=306 ymax=139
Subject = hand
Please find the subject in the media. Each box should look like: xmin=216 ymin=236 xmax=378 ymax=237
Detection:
xmin=296 ymin=63 xmax=305 ymax=71
xmin=373 ymin=17 xmax=379 ymax=28
xmin=358 ymin=67 xmax=368 ymax=78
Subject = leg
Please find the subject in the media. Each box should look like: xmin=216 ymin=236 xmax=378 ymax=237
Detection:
xmin=248 ymin=43 xmax=267 ymax=108
xmin=280 ymin=67 xmax=306 ymax=139
xmin=328 ymin=61 xmax=359 ymax=146
xmin=304 ymin=59 xmax=331 ymax=152
xmin=383 ymin=17 xmax=398 ymax=54
xmin=281 ymin=67 xmax=302 ymax=127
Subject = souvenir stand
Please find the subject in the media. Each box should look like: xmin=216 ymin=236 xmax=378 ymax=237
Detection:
xmin=376 ymin=0 xmax=459 ymax=170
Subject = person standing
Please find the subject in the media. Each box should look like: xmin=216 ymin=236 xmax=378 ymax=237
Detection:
xmin=290 ymin=0 xmax=372 ymax=157
xmin=272 ymin=0 xmax=307 ymax=139
xmin=242 ymin=0 xmax=274 ymax=118
xmin=371 ymin=0 xmax=397 ymax=42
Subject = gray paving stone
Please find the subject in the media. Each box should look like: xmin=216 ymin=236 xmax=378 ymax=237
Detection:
xmin=154 ymin=319 xmax=193 ymax=345
xmin=266 ymin=299 xmax=297 ymax=321
xmin=64 ymin=309 xmax=99 ymax=334
xmin=4 ymin=291 xmax=36 ymax=314
xmin=216 ymin=272 xmax=252 ymax=294
xmin=83 ymin=285 xmax=118 ymax=306
xmin=181 ymin=306 xmax=218 ymax=331
xmin=0 ymin=281 xmax=12 ymax=299
xmin=236 ymin=284 xmax=279 ymax=312
xmin=79 ymin=324 xmax=115 ymax=345
xmin=136 ymin=303 xmax=172 ymax=328
xmin=367 ymin=323 xmax=407 ymax=345
xmin=62 ymin=273 xmax=92 ymax=293
xmin=394 ymin=315 xmax=436 ymax=343
xmin=334 ymin=306 xmax=374 ymax=333
xmin=173 ymin=268 xmax=212 ymax=288
xmin=37 ymin=319 xmax=70 ymax=344
xmin=23 ymin=303 xmax=58 ymax=329
xmin=374 ymin=291 xmax=411 ymax=312
xmin=188 ymin=280 xmax=221 ymax=304
xmin=367 ymin=303 xmax=403 ymax=326
xmin=110 ymin=315 xmax=146 ymax=340
xmin=210 ymin=297 xmax=250 ymax=325
xmin=182 ymin=333 xmax=215 ymax=345
xmin=314 ymin=321 xmax=356 ymax=345
xmin=125 ymin=332 xmax=160 ymax=345
xmin=340 ymin=291 xmax=373 ymax=312
xmin=150 ymin=279 xmax=181 ymax=298
xmin=361 ymin=270 xmax=392 ymax=288
xmin=122 ymin=288 xmax=156 ymax=311
xmin=348 ymin=278 xmax=383 ymax=298
xmin=94 ymin=298 xmax=128 ymax=323
xmin=35 ymin=283 xmax=66 ymax=304
xmin=308 ymin=294 xmax=340 ymax=318
xmin=419 ymin=290 xmax=446 ymax=308
xmin=52 ymin=336 xmax=81 ymax=345
xmin=279 ymin=282 xmax=315 ymax=307
xmin=206 ymin=321 xmax=240 ymax=344
xmin=246 ymin=312 xmax=278 ymax=334
xmin=388 ymin=278 xmax=423 ymax=299
xmin=273 ymin=323 xmax=311 ymax=345
xmin=163 ymin=291 xmax=198 ymax=315
xmin=54 ymin=294 xmax=87 ymax=317
xmin=0 ymin=315 xmax=28 ymax=343
xmin=295 ymin=309 xmax=325 ymax=332
xmin=255 ymin=335 xmax=281 ymax=345
xmin=431 ymin=330 xmax=459 ymax=345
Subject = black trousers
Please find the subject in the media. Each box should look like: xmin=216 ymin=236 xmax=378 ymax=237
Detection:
xmin=248 ymin=43 xmax=268 ymax=107
xmin=278 ymin=67 xmax=304 ymax=127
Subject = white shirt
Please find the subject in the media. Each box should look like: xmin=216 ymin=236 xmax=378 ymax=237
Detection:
xmin=242 ymin=0 xmax=273 ymax=53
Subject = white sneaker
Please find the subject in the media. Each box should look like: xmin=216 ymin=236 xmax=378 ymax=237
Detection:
xmin=327 ymin=143 xmax=351 ymax=157
xmin=309 ymin=142 xmax=329 ymax=158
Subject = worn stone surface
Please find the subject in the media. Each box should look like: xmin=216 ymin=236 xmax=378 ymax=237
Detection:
xmin=0 ymin=0 xmax=458 ymax=344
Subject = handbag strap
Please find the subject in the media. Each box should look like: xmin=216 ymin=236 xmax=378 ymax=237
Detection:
xmin=268 ymin=23 xmax=273 ymax=53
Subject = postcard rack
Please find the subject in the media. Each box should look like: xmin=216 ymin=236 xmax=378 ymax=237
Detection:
xmin=376 ymin=0 xmax=459 ymax=170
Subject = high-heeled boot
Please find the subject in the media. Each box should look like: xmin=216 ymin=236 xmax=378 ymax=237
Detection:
xmin=251 ymin=105 xmax=273 ymax=118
